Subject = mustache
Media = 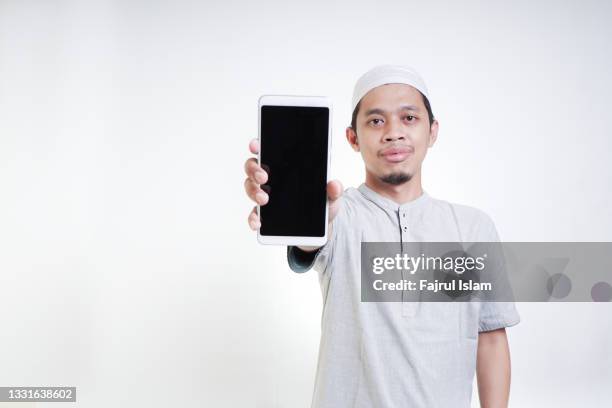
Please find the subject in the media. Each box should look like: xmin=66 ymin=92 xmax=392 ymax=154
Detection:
xmin=378 ymin=145 xmax=414 ymax=156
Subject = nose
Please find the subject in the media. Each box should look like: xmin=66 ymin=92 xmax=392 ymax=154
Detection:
xmin=384 ymin=133 xmax=405 ymax=142
xmin=383 ymin=116 xmax=407 ymax=142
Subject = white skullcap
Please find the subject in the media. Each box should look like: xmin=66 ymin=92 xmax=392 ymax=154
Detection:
xmin=351 ymin=64 xmax=430 ymax=113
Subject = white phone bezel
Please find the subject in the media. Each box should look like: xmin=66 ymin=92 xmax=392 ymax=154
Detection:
xmin=256 ymin=94 xmax=332 ymax=246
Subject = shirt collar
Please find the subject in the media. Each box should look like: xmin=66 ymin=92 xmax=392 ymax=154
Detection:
xmin=358 ymin=182 xmax=431 ymax=213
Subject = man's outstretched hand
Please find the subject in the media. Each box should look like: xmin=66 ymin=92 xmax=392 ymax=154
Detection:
xmin=244 ymin=138 xmax=343 ymax=250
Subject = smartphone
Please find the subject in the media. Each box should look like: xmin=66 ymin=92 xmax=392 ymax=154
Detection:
xmin=257 ymin=95 xmax=332 ymax=246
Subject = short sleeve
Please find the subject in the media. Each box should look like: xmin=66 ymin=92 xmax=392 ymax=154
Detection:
xmin=476 ymin=211 xmax=521 ymax=332
xmin=478 ymin=301 xmax=521 ymax=332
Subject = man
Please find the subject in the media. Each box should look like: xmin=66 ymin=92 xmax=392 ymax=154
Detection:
xmin=244 ymin=65 xmax=520 ymax=407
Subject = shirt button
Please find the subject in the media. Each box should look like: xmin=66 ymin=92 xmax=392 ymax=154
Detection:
xmin=403 ymin=226 xmax=407 ymax=231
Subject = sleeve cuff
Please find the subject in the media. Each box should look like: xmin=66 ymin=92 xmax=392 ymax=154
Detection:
xmin=287 ymin=246 xmax=322 ymax=273
xmin=478 ymin=304 xmax=521 ymax=332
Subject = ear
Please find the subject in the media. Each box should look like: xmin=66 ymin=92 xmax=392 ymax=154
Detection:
xmin=427 ymin=119 xmax=439 ymax=148
xmin=346 ymin=126 xmax=360 ymax=152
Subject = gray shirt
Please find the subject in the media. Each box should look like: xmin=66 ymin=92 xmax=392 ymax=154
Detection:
xmin=287 ymin=183 xmax=520 ymax=408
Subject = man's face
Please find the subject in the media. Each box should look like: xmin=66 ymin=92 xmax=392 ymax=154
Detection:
xmin=347 ymin=83 xmax=438 ymax=186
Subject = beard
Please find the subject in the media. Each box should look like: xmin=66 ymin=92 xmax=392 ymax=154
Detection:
xmin=380 ymin=172 xmax=412 ymax=185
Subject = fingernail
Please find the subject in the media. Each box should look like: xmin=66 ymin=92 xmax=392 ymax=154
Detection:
xmin=256 ymin=171 xmax=267 ymax=183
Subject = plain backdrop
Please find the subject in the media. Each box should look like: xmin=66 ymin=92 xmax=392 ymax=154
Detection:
xmin=0 ymin=0 xmax=611 ymax=407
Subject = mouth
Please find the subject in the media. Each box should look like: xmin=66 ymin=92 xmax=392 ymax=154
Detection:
xmin=380 ymin=146 xmax=414 ymax=163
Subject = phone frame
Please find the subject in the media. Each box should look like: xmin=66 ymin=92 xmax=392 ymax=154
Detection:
xmin=257 ymin=94 xmax=332 ymax=246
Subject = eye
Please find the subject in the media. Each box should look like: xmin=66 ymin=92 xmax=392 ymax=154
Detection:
xmin=404 ymin=115 xmax=416 ymax=121
xmin=369 ymin=118 xmax=384 ymax=126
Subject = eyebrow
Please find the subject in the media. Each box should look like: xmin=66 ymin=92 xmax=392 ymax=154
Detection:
xmin=364 ymin=104 xmax=421 ymax=116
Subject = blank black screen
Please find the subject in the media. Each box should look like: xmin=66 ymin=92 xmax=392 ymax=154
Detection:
xmin=260 ymin=105 xmax=329 ymax=237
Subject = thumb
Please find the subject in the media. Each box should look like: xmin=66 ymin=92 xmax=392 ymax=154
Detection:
xmin=327 ymin=180 xmax=343 ymax=202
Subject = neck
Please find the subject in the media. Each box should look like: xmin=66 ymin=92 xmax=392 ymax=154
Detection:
xmin=365 ymin=169 xmax=424 ymax=205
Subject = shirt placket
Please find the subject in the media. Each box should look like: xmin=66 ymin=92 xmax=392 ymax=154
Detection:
xmin=399 ymin=207 xmax=421 ymax=317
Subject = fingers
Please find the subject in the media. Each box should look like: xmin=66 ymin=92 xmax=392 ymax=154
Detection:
xmin=249 ymin=138 xmax=259 ymax=155
xmin=244 ymin=177 xmax=269 ymax=205
xmin=244 ymin=158 xmax=268 ymax=184
xmin=248 ymin=206 xmax=261 ymax=230
xmin=327 ymin=179 xmax=344 ymax=202
xmin=246 ymin=138 xmax=268 ymax=230
xmin=244 ymin=150 xmax=268 ymax=204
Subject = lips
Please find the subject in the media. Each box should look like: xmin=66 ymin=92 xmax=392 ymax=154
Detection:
xmin=380 ymin=146 xmax=414 ymax=163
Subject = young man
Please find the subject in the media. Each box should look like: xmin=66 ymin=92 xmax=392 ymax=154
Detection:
xmin=244 ymin=65 xmax=520 ymax=408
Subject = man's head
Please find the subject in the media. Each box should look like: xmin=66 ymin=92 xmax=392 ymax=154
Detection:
xmin=346 ymin=65 xmax=439 ymax=186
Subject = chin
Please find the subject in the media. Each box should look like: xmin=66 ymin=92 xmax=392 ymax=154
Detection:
xmin=380 ymin=171 xmax=412 ymax=185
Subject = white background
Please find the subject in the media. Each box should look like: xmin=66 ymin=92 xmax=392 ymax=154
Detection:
xmin=1 ymin=0 xmax=611 ymax=407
